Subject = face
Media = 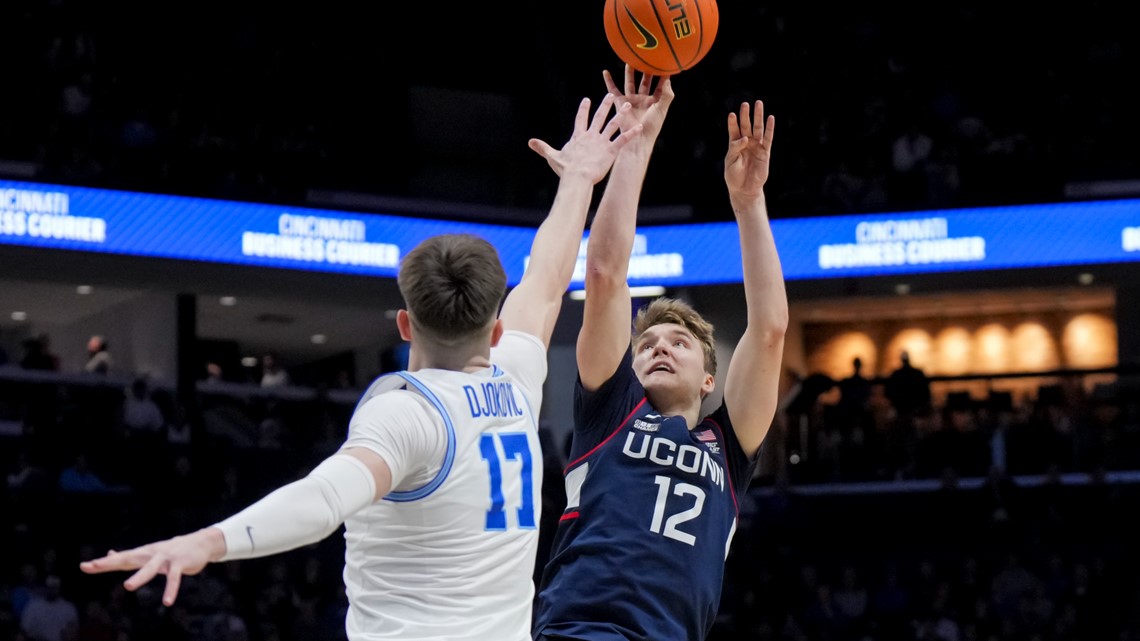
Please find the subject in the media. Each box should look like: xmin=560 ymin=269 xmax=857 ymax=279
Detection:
xmin=632 ymin=323 xmax=713 ymax=405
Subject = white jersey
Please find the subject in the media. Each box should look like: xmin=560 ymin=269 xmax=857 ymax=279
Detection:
xmin=340 ymin=331 xmax=546 ymax=641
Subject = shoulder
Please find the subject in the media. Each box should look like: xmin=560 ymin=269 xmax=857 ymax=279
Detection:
xmin=494 ymin=330 xmax=546 ymax=357
xmin=354 ymin=386 xmax=435 ymax=420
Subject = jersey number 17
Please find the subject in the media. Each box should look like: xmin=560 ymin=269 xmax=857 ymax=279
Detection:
xmin=479 ymin=432 xmax=536 ymax=530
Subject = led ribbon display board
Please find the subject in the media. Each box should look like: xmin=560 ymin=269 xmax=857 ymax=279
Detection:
xmin=3 ymin=179 xmax=1140 ymax=286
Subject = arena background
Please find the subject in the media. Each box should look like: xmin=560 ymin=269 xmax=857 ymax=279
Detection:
xmin=2 ymin=2 xmax=1139 ymax=640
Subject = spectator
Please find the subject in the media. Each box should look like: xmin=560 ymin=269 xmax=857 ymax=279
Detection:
xmin=121 ymin=377 xmax=166 ymax=442
xmin=9 ymin=563 xmax=42 ymax=621
xmin=83 ymin=335 xmax=113 ymax=374
xmin=837 ymin=357 xmax=872 ymax=418
xmin=885 ymin=350 xmax=932 ymax=417
xmin=166 ymin=402 xmax=193 ymax=451
xmin=258 ymin=351 xmax=290 ymax=388
xmin=19 ymin=575 xmax=78 ymax=641
xmin=884 ymin=350 xmax=932 ymax=477
xmin=58 ymin=453 xmax=125 ymax=495
xmin=837 ymin=356 xmax=874 ymax=451
xmin=204 ymin=361 xmax=226 ymax=385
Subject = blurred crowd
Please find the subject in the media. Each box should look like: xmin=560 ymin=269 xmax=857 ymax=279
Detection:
xmin=765 ymin=356 xmax=1140 ymax=486
xmin=2 ymin=367 xmax=1140 ymax=640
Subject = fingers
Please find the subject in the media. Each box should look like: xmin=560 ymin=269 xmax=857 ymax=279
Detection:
xmin=80 ymin=548 xmax=141 ymax=574
xmin=738 ymin=101 xmax=753 ymax=136
xmin=727 ymin=111 xmax=741 ymax=142
xmin=725 ymin=136 xmax=750 ymax=166
xmin=751 ymin=101 xmax=764 ymax=136
xmin=124 ymin=552 xmax=165 ymax=592
xmin=528 ymin=137 xmax=554 ymax=159
xmin=163 ymin=565 xmax=183 ymax=606
xmin=588 ymin=94 xmax=617 ymax=132
xmin=624 ymin=64 xmax=636 ymax=94
xmin=638 ymin=70 xmax=654 ymax=95
xmin=747 ymin=101 xmax=774 ymax=145
xmin=603 ymin=69 xmax=621 ymax=96
xmin=574 ymin=97 xmax=592 ymax=133
xmin=728 ymin=101 xmax=774 ymax=146
xmin=601 ymin=103 xmax=631 ymax=140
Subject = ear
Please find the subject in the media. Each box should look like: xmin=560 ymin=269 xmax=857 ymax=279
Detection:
xmin=699 ymin=373 xmax=715 ymax=399
xmin=489 ymin=318 xmax=505 ymax=347
xmin=396 ymin=310 xmax=413 ymax=342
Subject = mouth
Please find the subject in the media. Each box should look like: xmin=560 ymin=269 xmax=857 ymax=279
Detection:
xmin=649 ymin=362 xmax=674 ymax=374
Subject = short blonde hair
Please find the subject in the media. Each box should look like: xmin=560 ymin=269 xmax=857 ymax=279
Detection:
xmin=633 ymin=297 xmax=716 ymax=375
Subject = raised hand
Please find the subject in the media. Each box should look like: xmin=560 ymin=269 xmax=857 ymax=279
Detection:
xmin=79 ymin=528 xmax=225 ymax=606
xmin=528 ymin=93 xmax=642 ymax=184
xmin=603 ymin=64 xmax=674 ymax=141
xmin=724 ymin=100 xmax=775 ymax=206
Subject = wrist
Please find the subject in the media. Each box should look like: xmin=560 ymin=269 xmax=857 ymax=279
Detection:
xmin=199 ymin=526 xmax=228 ymax=563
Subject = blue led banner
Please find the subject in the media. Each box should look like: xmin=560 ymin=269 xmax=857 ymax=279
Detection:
xmin=0 ymin=179 xmax=536 ymax=282
xmin=3 ymin=179 xmax=1140 ymax=286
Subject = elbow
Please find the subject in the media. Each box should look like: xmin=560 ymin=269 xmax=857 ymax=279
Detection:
xmin=756 ymin=306 xmax=789 ymax=338
xmin=755 ymin=316 xmax=788 ymax=347
xmin=766 ymin=324 xmax=788 ymax=349
xmin=583 ymin=267 xmax=627 ymax=295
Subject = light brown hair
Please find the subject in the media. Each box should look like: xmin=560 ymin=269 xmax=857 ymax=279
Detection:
xmin=397 ymin=234 xmax=506 ymax=344
xmin=633 ymin=297 xmax=716 ymax=375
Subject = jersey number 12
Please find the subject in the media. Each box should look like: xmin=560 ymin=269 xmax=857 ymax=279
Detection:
xmin=480 ymin=432 xmax=536 ymax=530
xmin=650 ymin=475 xmax=706 ymax=545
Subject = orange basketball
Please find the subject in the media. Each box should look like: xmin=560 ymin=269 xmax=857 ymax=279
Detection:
xmin=603 ymin=0 xmax=718 ymax=75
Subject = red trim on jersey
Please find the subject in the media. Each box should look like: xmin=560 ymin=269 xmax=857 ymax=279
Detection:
xmin=560 ymin=511 xmax=581 ymax=521
xmin=705 ymin=418 xmax=741 ymax=515
xmin=564 ymin=397 xmax=649 ymax=472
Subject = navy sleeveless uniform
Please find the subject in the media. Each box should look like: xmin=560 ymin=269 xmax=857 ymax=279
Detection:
xmin=533 ymin=351 xmax=757 ymax=641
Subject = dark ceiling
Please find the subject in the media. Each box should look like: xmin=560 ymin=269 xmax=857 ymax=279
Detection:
xmin=2 ymin=2 xmax=1137 ymax=223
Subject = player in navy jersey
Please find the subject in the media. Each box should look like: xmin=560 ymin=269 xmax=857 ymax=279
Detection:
xmin=79 ymin=94 xmax=643 ymax=641
xmin=533 ymin=66 xmax=788 ymax=641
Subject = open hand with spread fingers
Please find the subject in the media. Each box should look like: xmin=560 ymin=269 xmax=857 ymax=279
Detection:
xmin=79 ymin=527 xmax=225 ymax=606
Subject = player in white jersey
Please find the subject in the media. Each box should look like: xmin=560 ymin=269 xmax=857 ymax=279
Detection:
xmin=340 ymin=348 xmax=546 ymax=639
xmin=79 ymin=92 xmax=643 ymax=641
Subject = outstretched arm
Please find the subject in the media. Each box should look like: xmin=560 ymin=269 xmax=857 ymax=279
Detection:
xmin=721 ymin=101 xmax=789 ymax=457
xmin=498 ymin=93 xmax=641 ymax=347
xmin=577 ymin=66 xmax=674 ymax=390
xmin=79 ymin=447 xmax=390 ymax=606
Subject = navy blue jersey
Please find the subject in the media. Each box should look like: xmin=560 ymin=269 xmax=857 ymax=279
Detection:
xmin=533 ymin=351 xmax=757 ymax=641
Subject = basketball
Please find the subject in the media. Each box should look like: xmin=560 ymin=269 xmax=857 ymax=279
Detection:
xmin=603 ymin=0 xmax=718 ymax=75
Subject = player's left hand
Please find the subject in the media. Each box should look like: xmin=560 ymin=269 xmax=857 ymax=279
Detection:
xmin=725 ymin=100 xmax=775 ymax=203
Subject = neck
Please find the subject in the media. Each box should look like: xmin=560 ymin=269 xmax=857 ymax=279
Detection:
xmin=647 ymin=392 xmax=704 ymax=430
xmin=407 ymin=342 xmax=492 ymax=373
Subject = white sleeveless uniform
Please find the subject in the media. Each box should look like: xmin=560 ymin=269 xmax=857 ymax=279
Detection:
xmin=340 ymin=331 xmax=546 ymax=641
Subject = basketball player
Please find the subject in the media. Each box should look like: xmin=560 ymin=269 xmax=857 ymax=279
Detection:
xmin=79 ymin=93 xmax=643 ymax=641
xmin=533 ymin=67 xmax=788 ymax=641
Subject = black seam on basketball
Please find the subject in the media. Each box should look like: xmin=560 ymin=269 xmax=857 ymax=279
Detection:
xmin=689 ymin=0 xmax=713 ymax=67
xmin=651 ymin=1 xmax=684 ymax=73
